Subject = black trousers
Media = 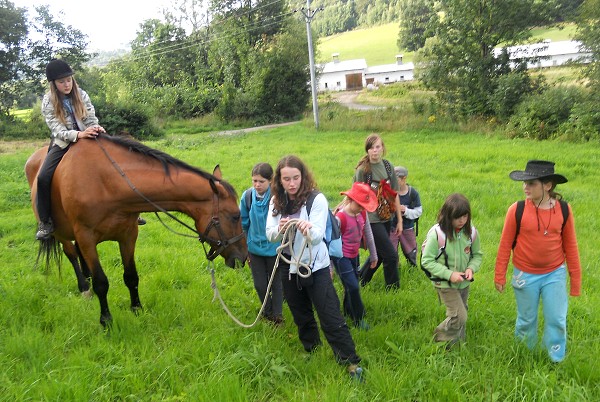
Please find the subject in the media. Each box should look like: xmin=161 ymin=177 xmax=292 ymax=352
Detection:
xmin=280 ymin=265 xmax=360 ymax=365
xmin=36 ymin=144 xmax=70 ymax=223
xmin=359 ymin=221 xmax=400 ymax=289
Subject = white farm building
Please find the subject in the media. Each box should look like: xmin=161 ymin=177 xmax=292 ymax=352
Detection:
xmin=317 ymin=40 xmax=590 ymax=92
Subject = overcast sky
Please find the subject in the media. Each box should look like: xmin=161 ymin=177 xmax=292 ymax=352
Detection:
xmin=12 ymin=0 xmax=172 ymax=51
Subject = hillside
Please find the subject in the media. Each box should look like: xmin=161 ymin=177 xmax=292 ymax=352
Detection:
xmin=317 ymin=23 xmax=578 ymax=66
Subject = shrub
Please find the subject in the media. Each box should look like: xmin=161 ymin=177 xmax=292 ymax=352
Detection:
xmin=558 ymin=93 xmax=600 ymax=142
xmin=95 ymin=101 xmax=162 ymax=140
xmin=507 ymin=85 xmax=586 ymax=140
xmin=0 ymin=102 xmax=49 ymax=140
xmin=490 ymin=72 xmax=546 ymax=121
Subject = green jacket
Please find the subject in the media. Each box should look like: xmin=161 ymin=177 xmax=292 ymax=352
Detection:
xmin=421 ymin=224 xmax=483 ymax=289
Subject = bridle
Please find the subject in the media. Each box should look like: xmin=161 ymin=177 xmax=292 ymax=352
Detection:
xmin=200 ymin=191 xmax=246 ymax=261
xmin=95 ymin=136 xmax=245 ymax=261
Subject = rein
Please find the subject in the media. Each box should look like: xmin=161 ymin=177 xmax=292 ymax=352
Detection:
xmin=95 ymin=137 xmax=244 ymax=260
xmin=210 ymin=218 xmax=314 ymax=328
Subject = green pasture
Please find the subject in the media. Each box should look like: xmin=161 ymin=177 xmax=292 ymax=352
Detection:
xmin=317 ymin=23 xmax=576 ymax=66
xmin=0 ymin=124 xmax=599 ymax=400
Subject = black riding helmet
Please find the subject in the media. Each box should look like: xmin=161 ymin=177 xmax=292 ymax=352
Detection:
xmin=45 ymin=59 xmax=74 ymax=81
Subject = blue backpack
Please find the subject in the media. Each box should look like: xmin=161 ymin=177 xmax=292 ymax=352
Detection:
xmin=306 ymin=191 xmax=343 ymax=258
xmin=245 ymin=189 xmax=342 ymax=258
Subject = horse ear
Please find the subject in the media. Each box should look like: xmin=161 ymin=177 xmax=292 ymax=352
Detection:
xmin=213 ymin=164 xmax=222 ymax=180
xmin=209 ymin=179 xmax=219 ymax=194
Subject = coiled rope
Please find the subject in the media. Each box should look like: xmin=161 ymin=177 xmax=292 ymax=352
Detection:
xmin=209 ymin=218 xmax=314 ymax=328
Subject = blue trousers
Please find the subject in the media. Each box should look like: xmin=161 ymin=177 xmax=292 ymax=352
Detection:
xmin=332 ymin=256 xmax=365 ymax=325
xmin=511 ymin=265 xmax=568 ymax=362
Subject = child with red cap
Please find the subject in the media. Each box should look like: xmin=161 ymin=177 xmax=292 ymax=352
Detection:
xmin=332 ymin=182 xmax=378 ymax=329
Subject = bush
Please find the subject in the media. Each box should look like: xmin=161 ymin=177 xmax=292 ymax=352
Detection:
xmin=506 ymin=85 xmax=586 ymax=140
xmin=0 ymin=102 xmax=49 ymax=140
xmin=95 ymin=101 xmax=162 ymax=140
xmin=558 ymin=93 xmax=600 ymax=142
xmin=490 ymin=72 xmax=545 ymax=121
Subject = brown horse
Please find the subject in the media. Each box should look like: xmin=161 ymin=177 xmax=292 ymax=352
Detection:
xmin=25 ymin=134 xmax=247 ymax=327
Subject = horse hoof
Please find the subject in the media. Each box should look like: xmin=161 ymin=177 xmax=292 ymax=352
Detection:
xmin=100 ymin=315 xmax=113 ymax=329
xmin=131 ymin=305 xmax=143 ymax=316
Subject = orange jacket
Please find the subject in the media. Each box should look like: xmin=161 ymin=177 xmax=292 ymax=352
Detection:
xmin=494 ymin=199 xmax=581 ymax=296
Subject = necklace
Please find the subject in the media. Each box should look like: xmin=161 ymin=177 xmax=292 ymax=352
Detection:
xmin=536 ymin=200 xmax=553 ymax=235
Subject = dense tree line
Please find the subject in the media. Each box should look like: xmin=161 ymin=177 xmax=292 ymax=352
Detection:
xmin=1 ymin=0 xmax=311 ymax=138
xmin=396 ymin=0 xmax=598 ymax=140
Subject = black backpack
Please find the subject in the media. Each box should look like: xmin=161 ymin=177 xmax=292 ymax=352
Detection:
xmin=512 ymin=199 xmax=570 ymax=249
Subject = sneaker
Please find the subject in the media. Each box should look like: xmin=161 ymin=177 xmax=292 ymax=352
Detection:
xmin=348 ymin=364 xmax=364 ymax=382
xmin=35 ymin=220 xmax=54 ymax=240
xmin=137 ymin=217 xmax=146 ymax=225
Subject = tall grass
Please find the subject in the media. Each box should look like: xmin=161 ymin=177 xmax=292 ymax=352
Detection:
xmin=0 ymin=125 xmax=598 ymax=400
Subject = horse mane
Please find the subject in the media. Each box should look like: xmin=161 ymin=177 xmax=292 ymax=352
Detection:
xmin=101 ymin=134 xmax=237 ymax=198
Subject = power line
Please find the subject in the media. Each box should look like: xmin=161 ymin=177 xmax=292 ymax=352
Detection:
xmin=98 ymin=10 xmax=295 ymax=67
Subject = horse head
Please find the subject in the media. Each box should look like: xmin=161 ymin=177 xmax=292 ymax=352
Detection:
xmin=198 ymin=165 xmax=247 ymax=268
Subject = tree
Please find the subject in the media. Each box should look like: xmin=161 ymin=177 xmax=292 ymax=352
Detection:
xmin=416 ymin=0 xmax=548 ymax=118
xmin=20 ymin=5 xmax=91 ymax=98
xmin=397 ymin=0 xmax=437 ymax=52
xmin=575 ymin=0 xmax=600 ymax=90
xmin=0 ymin=0 xmax=27 ymax=117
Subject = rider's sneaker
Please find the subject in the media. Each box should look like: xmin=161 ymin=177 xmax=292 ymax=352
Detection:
xmin=137 ymin=217 xmax=147 ymax=225
xmin=35 ymin=220 xmax=54 ymax=240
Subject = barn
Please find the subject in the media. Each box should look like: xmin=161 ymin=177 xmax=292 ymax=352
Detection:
xmin=364 ymin=55 xmax=415 ymax=86
xmin=317 ymin=53 xmax=367 ymax=92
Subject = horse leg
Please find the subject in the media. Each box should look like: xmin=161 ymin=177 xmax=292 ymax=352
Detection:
xmin=119 ymin=238 xmax=142 ymax=314
xmin=62 ymin=241 xmax=92 ymax=297
xmin=74 ymin=242 xmax=92 ymax=280
xmin=76 ymin=238 xmax=112 ymax=327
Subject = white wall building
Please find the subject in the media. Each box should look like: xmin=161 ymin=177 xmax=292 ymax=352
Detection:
xmin=498 ymin=40 xmax=591 ymax=69
xmin=317 ymin=53 xmax=367 ymax=92
xmin=318 ymin=40 xmax=591 ymax=92
xmin=365 ymin=55 xmax=415 ymax=86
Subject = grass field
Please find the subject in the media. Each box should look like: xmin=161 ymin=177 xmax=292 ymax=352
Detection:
xmin=0 ymin=122 xmax=598 ymax=400
xmin=317 ymin=23 xmax=577 ymax=66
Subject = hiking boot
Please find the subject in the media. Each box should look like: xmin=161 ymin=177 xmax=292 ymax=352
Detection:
xmin=137 ymin=217 xmax=147 ymax=225
xmin=348 ymin=364 xmax=364 ymax=382
xmin=268 ymin=315 xmax=284 ymax=327
xmin=35 ymin=220 xmax=54 ymax=240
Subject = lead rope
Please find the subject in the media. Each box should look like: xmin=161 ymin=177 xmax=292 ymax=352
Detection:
xmin=209 ymin=218 xmax=313 ymax=328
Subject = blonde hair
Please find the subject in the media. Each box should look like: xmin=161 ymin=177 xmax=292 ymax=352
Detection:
xmin=48 ymin=77 xmax=87 ymax=125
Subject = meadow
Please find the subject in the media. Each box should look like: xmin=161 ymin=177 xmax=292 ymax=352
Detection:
xmin=317 ymin=23 xmax=577 ymax=66
xmin=0 ymin=123 xmax=599 ymax=401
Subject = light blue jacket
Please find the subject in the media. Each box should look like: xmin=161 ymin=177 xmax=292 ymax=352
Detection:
xmin=240 ymin=188 xmax=279 ymax=257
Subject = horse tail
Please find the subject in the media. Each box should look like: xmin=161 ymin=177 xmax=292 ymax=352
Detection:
xmin=35 ymin=236 xmax=62 ymax=275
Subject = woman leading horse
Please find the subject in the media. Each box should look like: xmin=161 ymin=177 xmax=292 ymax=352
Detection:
xmin=25 ymin=133 xmax=247 ymax=327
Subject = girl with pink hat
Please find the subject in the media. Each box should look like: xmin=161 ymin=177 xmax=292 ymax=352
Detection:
xmin=332 ymin=182 xmax=378 ymax=329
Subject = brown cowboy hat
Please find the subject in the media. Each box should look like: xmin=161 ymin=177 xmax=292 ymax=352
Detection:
xmin=509 ymin=160 xmax=568 ymax=184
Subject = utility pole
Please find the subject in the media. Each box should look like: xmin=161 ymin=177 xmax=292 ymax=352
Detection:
xmin=298 ymin=1 xmax=322 ymax=129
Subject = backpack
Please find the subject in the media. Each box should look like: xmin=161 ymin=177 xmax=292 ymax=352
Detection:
xmin=364 ymin=159 xmax=394 ymax=186
xmin=420 ymin=224 xmax=477 ymax=282
xmin=407 ymin=185 xmax=419 ymax=236
xmin=306 ymin=191 xmax=343 ymax=258
xmin=512 ymin=199 xmax=569 ymax=249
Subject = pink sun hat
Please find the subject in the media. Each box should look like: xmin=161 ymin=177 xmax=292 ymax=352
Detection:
xmin=340 ymin=182 xmax=378 ymax=212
